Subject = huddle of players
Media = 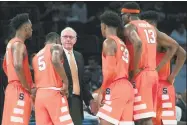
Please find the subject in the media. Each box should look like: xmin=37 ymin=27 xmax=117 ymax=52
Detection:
xmin=95 ymin=2 xmax=186 ymax=125
xmin=1 ymin=1 xmax=186 ymax=125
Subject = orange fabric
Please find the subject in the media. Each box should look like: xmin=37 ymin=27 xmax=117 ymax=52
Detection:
xmin=101 ymin=56 xmax=117 ymax=89
xmin=3 ymin=37 xmax=33 ymax=87
xmin=97 ymin=79 xmax=134 ymax=124
xmin=2 ymin=58 xmax=7 ymax=75
xmin=153 ymin=80 xmax=176 ymax=125
xmin=35 ymin=89 xmax=73 ymax=125
xmin=2 ymin=82 xmax=31 ymax=125
xmin=121 ymin=8 xmax=140 ymax=14
xmin=102 ymin=36 xmax=129 ymax=89
xmin=156 ymin=52 xmax=171 ymax=80
xmin=126 ymin=20 xmax=157 ymax=72
xmin=32 ymin=44 xmax=62 ymax=88
xmin=133 ymin=70 xmax=158 ymax=120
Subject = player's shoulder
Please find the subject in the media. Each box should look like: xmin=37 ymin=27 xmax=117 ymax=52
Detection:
xmin=103 ymin=38 xmax=116 ymax=46
xmin=50 ymin=44 xmax=63 ymax=54
xmin=103 ymin=38 xmax=118 ymax=51
xmin=12 ymin=40 xmax=25 ymax=48
xmin=51 ymin=44 xmax=62 ymax=50
xmin=124 ymin=23 xmax=136 ymax=32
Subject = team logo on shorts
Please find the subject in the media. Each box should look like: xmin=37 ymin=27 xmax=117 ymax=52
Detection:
xmin=162 ymin=88 xmax=168 ymax=94
xmin=106 ymin=88 xmax=110 ymax=95
xmin=19 ymin=93 xmax=24 ymax=100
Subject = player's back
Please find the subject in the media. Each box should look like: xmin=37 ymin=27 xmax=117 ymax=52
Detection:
xmin=3 ymin=37 xmax=32 ymax=86
xmin=126 ymin=20 xmax=157 ymax=71
xmin=103 ymin=36 xmax=129 ymax=81
xmin=156 ymin=52 xmax=170 ymax=81
xmin=32 ymin=44 xmax=62 ymax=88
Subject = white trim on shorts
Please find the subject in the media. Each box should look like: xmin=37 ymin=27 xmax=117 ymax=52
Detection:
xmin=162 ymin=120 xmax=177 ymax=125
xmin=134 ymin=112 xmax=156 ymax=120
xmin=97 ymin=112 xmax=134 ymax=125
xmin=38 ymin=87 xmax=61 ymax=90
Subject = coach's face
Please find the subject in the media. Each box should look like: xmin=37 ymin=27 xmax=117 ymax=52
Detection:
xmin=61 ymin=30 xmax=77 ymax=50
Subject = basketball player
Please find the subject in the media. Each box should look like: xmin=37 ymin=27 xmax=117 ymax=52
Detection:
xmin=2 ymin=13 xmax=33 ymax=125
xmin=121 ymin=2 xmax=179 ymax=125
xmin=96 ymin=11 xmax=134 ymax=125
xmin=32 ymin=32 xmax=74 ymax=125
xmin=141 ymin=10 xmax=186 ymax=125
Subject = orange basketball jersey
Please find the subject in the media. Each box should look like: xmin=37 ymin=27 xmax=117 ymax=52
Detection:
xmin=126 ymin=20 xmax=157 ymax=71
xmin=32 ymin=44 xmax=63 ymax=88
xmin=3 ymin=37 xmax=33 ymax=86
xmin=156 ymin=52 xmax=171 ymax=80
xmin=102 ymin=35 xmax=129 ymax=88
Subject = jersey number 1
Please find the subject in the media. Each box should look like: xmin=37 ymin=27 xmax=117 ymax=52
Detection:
xmin=38 ymin=56 xmax=46 ymax=71
xmin=144 ymin=29 xmax=156 ymax=44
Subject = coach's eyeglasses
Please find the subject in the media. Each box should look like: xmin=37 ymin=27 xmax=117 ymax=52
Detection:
xmin=61 ymin=35 xmax=76 ymax=40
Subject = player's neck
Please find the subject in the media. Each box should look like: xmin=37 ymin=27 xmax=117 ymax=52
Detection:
xmin=106 ymin=28 xmax=117 ymax=38
xmin=130 ymin=16 xmax=139 ymax=21
xmin=15 ymin=32 xmax=26 ymax=42
xmin=45 ymin=41 xmax=54 ymax=45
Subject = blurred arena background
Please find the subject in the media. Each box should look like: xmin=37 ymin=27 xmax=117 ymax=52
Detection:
xmin=0 ymin=1 xmax=186 ymax=125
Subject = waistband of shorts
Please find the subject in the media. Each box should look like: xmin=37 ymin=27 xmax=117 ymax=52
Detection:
xmin=143 ymin=67 xmax=155 ymax=71
xmin=130 ymin=67 xmax=155 ymax=72
xmin=37 ymin=87 xmax=61 ymax=91
xmin=112 ymin=77 xmax=128 ymax=82
xmin=159 ymin=79 xmax=168 ymax=82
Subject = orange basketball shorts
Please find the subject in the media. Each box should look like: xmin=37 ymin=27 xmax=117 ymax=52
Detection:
xmin=35 ymin=88 xmax=74 ymax=125
xmin=2 ymin=81 xmax=31 ymax=125
xmin=153 ymin=80 xmax=177 ymax=125
xmin=132 ymin=70 xmax=158 ymax=120
xmin=97 ymin=78 xmax=134 ymax=125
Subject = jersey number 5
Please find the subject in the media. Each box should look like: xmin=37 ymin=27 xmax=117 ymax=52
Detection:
xmin=38 ymin=56 xmax=46 ymax=71
xmin=144 ymin=29 xmax=156 ymax=44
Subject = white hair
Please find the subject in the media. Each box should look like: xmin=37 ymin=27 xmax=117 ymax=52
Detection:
xmin=60 ymin=27 xmax=77 ymax=36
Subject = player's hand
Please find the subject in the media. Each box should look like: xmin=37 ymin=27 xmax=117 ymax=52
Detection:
xmin=97 ymin=91 xmax=104 ymax=108
xmin=60 ymin=84 xmax=69 ymax=97
xmin=167 ymin=74 xmax=175 ymax=85
xmin=31 ymin=87 xmax=37 ymax=96
xmin=90 ymin=99 xmax=98 ymax=115
xmin=31 ymin=87 xmax=37 ymax=103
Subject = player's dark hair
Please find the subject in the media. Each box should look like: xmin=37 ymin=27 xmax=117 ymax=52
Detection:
xmin=100 ymin=10 xmax=124 ymax=40
xmin=10 ymin=13 xmax=29 ymax=31
xmin=122 ymin=2 xmax=140 ymax=12
xmin=46 ymin=32 xmax=60 ymax=43
xmin=140 ymin=10 xmax=159 ymax=24
xmin=100 ymin=10 xmax=122 ymax=28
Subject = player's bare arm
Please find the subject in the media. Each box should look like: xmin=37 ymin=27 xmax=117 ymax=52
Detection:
xmin=50 ymin=44 xmax=68 ymax=86
xmin=12 ymin=42 xmax=31 ymax=93
xmin=101 ymin=38 xmax=117 ymax=90
xmin=169 ymin=46 xmax=186 ymax=82
xmin=156 ymin=30 xmax=179 ymax=72
xmin=125 ymin=24 xmax=142 ymax=78
xmin=97 ymin=38 xmax=117 ymax=108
